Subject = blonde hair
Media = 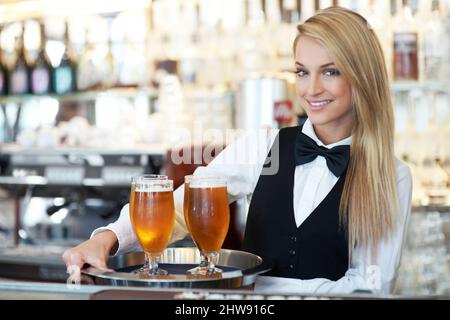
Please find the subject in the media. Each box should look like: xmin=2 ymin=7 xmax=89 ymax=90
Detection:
xmin=294 ymin=7 xmax=399 ymax=261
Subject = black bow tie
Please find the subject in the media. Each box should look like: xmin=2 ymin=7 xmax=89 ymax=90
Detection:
xmin=294 ymin=132 xmax=350 ymax=177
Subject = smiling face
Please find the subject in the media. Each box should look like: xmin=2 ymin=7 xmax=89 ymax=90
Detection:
xmin=295 ymin=36 xmax=354 ymax=141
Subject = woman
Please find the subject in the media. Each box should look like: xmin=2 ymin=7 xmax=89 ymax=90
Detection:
xmin=63 ymin=7 xmax=412 ymax=295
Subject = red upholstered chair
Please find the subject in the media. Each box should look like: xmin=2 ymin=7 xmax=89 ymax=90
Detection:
xmin=163 ymin=145 xmax=243 ymax=250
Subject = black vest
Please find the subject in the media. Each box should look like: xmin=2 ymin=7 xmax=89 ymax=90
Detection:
xmin=243 ymin=126 xmax=349 ymax=281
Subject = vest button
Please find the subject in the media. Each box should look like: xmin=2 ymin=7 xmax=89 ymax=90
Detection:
xmin=289 ymin=250 xmax=296 ymax=256
xmin=289 ymin=264 xmax=295 ymax=270
xmin=290 ymin=236 xmax=297 ymax=242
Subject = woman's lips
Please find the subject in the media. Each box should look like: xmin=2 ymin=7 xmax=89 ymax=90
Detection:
xmin=306 ymin=99 xmax=334 ymax=110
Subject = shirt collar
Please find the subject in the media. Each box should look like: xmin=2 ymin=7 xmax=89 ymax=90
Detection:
xmin=301 ymin=118 xmax=352 ymax=149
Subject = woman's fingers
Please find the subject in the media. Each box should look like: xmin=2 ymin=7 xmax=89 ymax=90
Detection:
xmin=63 ymin=249 xmax=84 ymax=272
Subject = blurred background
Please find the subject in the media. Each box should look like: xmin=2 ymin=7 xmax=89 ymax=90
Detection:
xmin=0 ymin=0 xmax=449 ymax=296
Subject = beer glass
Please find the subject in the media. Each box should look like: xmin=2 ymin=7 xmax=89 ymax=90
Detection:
xmin=183 ymin=175 xmax=207 ymax=270
xmin=183 ymin=175 xmax=193 ymax=233
xmin=130 ymin=174 xmax=167 ymax=273
xmin=186 ymin=176 xmax=230 ymax=275
xmin=131 ymin=177 xmax=175 ymax=275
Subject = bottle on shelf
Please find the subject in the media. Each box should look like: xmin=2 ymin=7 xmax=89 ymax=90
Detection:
xmin=421 ymin=0 xmax=447 ymax=82
xmin=52 ymin=20 xmax=77 ymax=95
xmin=277 ymin=0 xmax=301 ymax=72
xmin=30 ymin=21 xmax=52 ymax=95
xmin=265 ymin=0 xmax=281 ymax=25
xmin=237 ymin=0 xmax=271 ymax=75
xmin=102 ymin=20 xmax=115 ymax=89
xmin=443 ymin=0 xmax=450 ymax=82
xmin=0 ymin=51 xmax=7 ymax=96
xmin=114 ymin=11 xmax=148 ymax=88
xmin=177 ymin=1 xmax=202 ymax=86
xmin=8 ymin=23 xmax=30 ymax=95
xmin=362 ymin=0 xmax=394 ymax=81
xmin=76 ymin=25 xmax=110 ymax=92
xmin=392 ymin=0 xmax=419 ymax=81
xmin=301 ymin=0 xmax=316 ymax=21
xmin=264 ymin=0 xmax=282 ymax=74
xmin=0 ymin=28 xmax=8 ymax=96
xmin=281 ymin=0 xmax=300 ymax=23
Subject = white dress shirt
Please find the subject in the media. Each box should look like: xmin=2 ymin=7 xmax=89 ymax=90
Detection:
xmin=92 ymin=119 xmax=413 ymax=296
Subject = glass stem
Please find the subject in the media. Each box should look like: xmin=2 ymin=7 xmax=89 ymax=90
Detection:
xmin=206 ymin=252 xmax=219 ymax=274
xmin=147 ymin=253 xmax=161 ymax=275
xmin=144 ymin=253 xmax=149 ymax=267
xmin=199 ymin=254 xmax=208 ymax=268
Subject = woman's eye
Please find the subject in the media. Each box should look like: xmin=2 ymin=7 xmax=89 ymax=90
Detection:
xmin=295 ymin=69 xmax=308 ymax=77
xmin=324 ymin=68 xmax=340 ymax=76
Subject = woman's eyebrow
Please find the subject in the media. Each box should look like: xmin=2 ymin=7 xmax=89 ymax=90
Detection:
xmin=295 ymin=62 xmax=335 ymax=68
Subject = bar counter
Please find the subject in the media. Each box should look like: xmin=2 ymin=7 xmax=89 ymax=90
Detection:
xmin=0 ymin=244 xmax=449 ymax=300
xmin=0 ymin=279 xmax=444 ymax=300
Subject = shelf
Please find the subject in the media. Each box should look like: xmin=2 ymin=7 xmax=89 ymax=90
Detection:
xmin=1 ymin=81 xmax=448 ymax=105
xmin=0 ymin=176 xmax=149 ymax=187
xmin=0 ymin=143 xmax=167 ymax=156
xmin=390 ymin=81 xmax=450 ymax=93
xmin=0 ymin=87 xmax=158 ymax=105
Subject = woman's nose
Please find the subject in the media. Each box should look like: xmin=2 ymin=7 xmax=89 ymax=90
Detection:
xmin=305 ymin=75 xmax=324 ymax=97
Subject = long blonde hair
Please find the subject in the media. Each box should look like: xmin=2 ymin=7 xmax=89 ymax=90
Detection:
xmin=294 ymin=7 xmax=399 ymax=261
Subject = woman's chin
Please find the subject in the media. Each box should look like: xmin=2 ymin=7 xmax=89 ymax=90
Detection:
xmin=305 ymin=113 xmax=332 ymax=126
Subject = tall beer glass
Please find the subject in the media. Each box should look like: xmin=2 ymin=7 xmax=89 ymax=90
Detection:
xmin=184 ymin=175 xmax=207 ymax=270
xmin=130 ymin=174 xmax=167 ymax=273
xmin=183 ymin=175 xmax=192 ymax=232
xmin=132 ymin=177 xmax=175 ymax=275
xmin=187 ymin=176 xmax=230 ymax=274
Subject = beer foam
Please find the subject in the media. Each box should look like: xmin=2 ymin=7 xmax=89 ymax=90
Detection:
xmin=188 ymin=181 xmax=226 ymax=189
xmin=135 ymin=185 xmax=172 ymax=192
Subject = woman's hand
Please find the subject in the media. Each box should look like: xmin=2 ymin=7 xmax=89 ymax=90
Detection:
xmin=62 ymin=231 xmax=117 ymax=283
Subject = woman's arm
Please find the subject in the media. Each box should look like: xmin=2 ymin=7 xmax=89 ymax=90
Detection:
xmin=255 ymin=160 xmax=413 ymax=295
xmin=90 ymin=127 xmax=278 ymax=256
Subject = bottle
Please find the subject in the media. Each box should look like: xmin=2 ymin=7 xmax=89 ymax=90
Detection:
xmin=76 ymin=19 xmax=115 ymax=91
xmin=0 ymin=28 xmax=8 ymax=96
xmin=278 ymin=0 xmax=300 ymax=71
xmin=442 ymin=0 xmax=450 ymax=81
xmin=281 ymin=0 xmax=300 ymax=23
xmin=301 ymin=0 xmax=316 ymax=21
xmin=76 ymin=28 xmax=103 ymax=91
xmin=115 ymin=11 xmax=149 ymax=88
xmin=422 ymin=0 xmax=446 ymax=81
xmin=237 ymin=0 xmax=272 ymax=74
xmin=52 ymin=20 xmax=77 ymax=95
xmin=103 ymin=23 xmax=115 ymax=89
xmin=363 ymin=0 xmax=394 ymax=81
xmin=0 ymin=51 xmax=7 ymax=96
xmin=30 ymin=21 xmax=52 ymax=95
xmin=8 ymin=23 xmax=30 ymax=95
xmin=265 ymin=0 xmax=282 ymax=25
xmin=392 ymin=0 xmax=419 ymax=81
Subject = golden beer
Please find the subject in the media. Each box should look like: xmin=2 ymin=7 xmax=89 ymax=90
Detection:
xmin=129 ymin=183 xmax=136 ymax=228
xmin=183 ymin=175 xmax=193 ymax=233
xmin=132 ymin=190 xmax=175 ymax=254
xmin=130 ymin=175 xmax=166 ymax=230
xmin=187 ymin=186 xmax=230 ymax=252
xmin=183 ymin=182 xmax=190 ymax=231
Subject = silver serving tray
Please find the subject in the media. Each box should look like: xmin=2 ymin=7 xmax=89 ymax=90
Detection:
xmin=82 ymin=247 xmax=272 ymax=289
